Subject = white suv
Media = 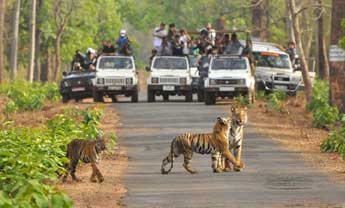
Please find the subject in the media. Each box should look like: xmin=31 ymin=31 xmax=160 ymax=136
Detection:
xmin=147 ymin=56 xmax=193 ymax=102
xmin=252 ymin=42 xmax=315 ymax=94
xmin=92 ymin=56 xmax=139 ymax=102
xmin=204 ymin=55 xmax=255 ymax=105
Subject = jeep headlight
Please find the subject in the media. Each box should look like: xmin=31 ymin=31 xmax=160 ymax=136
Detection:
xmin=126 ymin=77 xmax=133 ymax=85
xmin=180 ymin=77 xmax=187 ymax=85
xmin=97 ymin=78 xmax=105 ymax=84
xmin=209 ymin=79 xmax=216 ymax=85
xmin=151 ymin=77 xmax=158 ymax=84
xmin=63 ymin=81 xmax=69 ymax=87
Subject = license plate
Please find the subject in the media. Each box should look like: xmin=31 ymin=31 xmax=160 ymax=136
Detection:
xmin=71 ymin=87 xmax=85 ymax=92
xmin=108 ymin=86 xmax=122 ymax=90
xmin=163 ymin=86 xmax=175 ymax=91
xmin=220 ymin=87 xmax=234 ymax=92
xmin=274 ymin=85 xmax=287 ymax=90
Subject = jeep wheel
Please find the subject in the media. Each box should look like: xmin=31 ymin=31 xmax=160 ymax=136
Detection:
xmin=147 ymin=89 xmax=155 ymax=102
xmin=205 ymin=92 xmax=216 ymax=105
xmin=185 ymin=91 xmax=193 ymax=102
xmin=163 ymin=94 xmax=169 ymax=102
xmin=93 ymin=91 xmax=104 ymax=103
xmin=197 ymin=90 xmax=204 ymax=102
xmin=62 ymin=94 xmax=69 ymax=103
xmin=111 ymin=95 xmax=117 ymax=103
xmin=75 ymin=98 xmax=82 ymax=103
xmin=131 ymin=89 xmax=139 ymax=103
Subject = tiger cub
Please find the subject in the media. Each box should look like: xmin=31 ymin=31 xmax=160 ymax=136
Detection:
xmin=161 ymin=117 xmax=244 ymax=174
xmin=62 ymin=136 xmax=107 ymax=183
xmin=217 ymin=106 xmax=247 ymax=172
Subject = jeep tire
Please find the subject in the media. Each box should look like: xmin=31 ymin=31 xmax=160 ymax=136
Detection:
xmin=147 ymin=89 xmax=155 ymax=102
xmin=62 ymin=94 xmax=69 ymax=103
xmin=93 ymin=90 xmax=104 ymax=103
xmin=197 ymin=90 xmax=204 ymax=102
xmin=185 ymin=91 xmax=193 ymax=102
xmin=205 ymin=91 xmax=216 ymax=105
xmin=163 ymin=93 xmax=169 ymax=102
xmin=131 ymin=88 xmax=139 ymax=103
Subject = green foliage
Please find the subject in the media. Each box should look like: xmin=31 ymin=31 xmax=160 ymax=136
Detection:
xmin=321 ymin=115 xmax=345 ymax=160
xmin=339 ymin=19 xmax=345 ymax=49
xmin=0 ymin=82 xmax=61 ymax=113
xmin=256 ymin=90 xmax=267 ymax=100
xmin=267 ymin=91 xmax=287 ymax=112
xmin=234 ymin=95 xmax=250 ymax=107
xmin=307 ymin=80 xmax=339 ymax=128
xmin=0 ymin=107 xmax=108 ymax=207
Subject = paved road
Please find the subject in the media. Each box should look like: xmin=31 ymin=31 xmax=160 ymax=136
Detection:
xmin=115 ymin=96 xmax=345 ymax=208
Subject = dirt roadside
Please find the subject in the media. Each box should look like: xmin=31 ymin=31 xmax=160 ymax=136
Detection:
xmin=0 ymin=97 xmax=128 ymax=208
xmin=249 ymin=98 xmax=345 ymax=183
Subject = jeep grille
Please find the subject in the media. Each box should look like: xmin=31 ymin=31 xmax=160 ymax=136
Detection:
xmin=159 ymin=77 xmax=179 ymax=84
xmin=105 ymin=78 xmax=125 ymax=85
xmin=215 ymin=79 xmax=242 ymax=85
xmin=274 ymin=76 xmax=290 ymax=82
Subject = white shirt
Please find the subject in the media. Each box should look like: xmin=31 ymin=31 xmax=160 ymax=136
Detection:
xmin=179 ymin=35 xmax=190 ymax=55
xmin=153 ymin=27 xmax=167 ymax=49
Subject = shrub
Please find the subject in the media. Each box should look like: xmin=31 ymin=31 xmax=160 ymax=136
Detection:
xmin=267 ymin=91 xmax=287 ymax=112
xmin=321 ymin=115 xmax=345 ymax=160
xmin=307 ymin=80 xmax=339 ymax=128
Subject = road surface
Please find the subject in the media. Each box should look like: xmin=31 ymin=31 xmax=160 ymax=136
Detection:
xmin=115 ymin=96 xmax=345 ymax=208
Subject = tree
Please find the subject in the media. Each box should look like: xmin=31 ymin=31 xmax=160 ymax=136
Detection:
xmin=315 ymin=0 xmax=329 ymax=80
xmin=0 ymin=0 xmax=5 ymax=83
xmin=52 ymin=0 xmax=77 ymax=81
xmin=10 ymin=0 xmax=21 ymax=81
xmin=28 ymin=0 xmax=37 ymax=82
xmin=251 ymin=0 xmax=269 ymax=41
xmin=329 ymin=0 xmax=345 ymax=113
xmin=286 ymin=0 xmax=313 ymax=103
xmin=285 ymin=0 xmax=296 ymax=43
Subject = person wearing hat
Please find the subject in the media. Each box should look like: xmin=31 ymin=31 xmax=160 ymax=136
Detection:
xmin=83 ymin=48 xmax=97 ymax=71
xmin=153 ymin=23 xmax=167 ymax=49
xmin=116 ymin=29 xmax=129 ymax=50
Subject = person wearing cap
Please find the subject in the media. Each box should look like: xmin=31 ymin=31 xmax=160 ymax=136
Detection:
xmin=116 ymin=29 xmax=129 ymax=50
xmin=83 ymin=48 xmax=98 ymax=71
xmin=153 ymin=23 xmax=167 ymax=49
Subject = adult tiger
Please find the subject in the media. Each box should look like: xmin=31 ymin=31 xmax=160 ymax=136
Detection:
xmin=62 ymin=136 xmax=107 ymax=183
xmin=161 ymin=117 xmax=244 ymax=174
xmin=217 ymin=106 xmax=247 ymax=172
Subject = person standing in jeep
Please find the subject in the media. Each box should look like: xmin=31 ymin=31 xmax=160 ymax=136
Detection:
xmin=153 ymin=23 xmax=168 ymax=50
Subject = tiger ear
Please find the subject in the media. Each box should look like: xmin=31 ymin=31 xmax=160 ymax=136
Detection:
xmin=230 ymin=106 xmax=235 ymax=112
xmin=217 ymin=117 xmax=225 ymax=125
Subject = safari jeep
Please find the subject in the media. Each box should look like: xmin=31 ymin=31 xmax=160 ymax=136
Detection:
xmin=60 ymin=70 xmax=95 ymax=103
xmin=147 ymin=56 xmax=193 ymax=102
xmin=252 ymin=42 xmax=314 ymax=94
xmin=92 ymin=55 xmax=139 ymax=102
xmin=204 ymin=55 xmax=255 ymax=105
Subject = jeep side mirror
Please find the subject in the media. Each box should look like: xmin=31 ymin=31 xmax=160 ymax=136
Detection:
xmin=145 ymin=66 xmax=151 ymax=72
xmin=62 ymin=71 xmax=67 ymax=76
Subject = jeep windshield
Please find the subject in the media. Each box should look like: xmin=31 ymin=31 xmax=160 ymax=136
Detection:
xmin=188 ymin=56 xmax=199 ymax=67
xmin=253 ymin=52 xmax=290 ymax=69
xmin=211 ymin=58 xmax=247 ymax=70
xmin=153 ymin=57 xmax=188 ymax=70
xmin=98 ymin=57 xmax=133 ymax=69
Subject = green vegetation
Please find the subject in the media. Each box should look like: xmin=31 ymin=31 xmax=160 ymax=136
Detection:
xmin=321 ymin=115 xmax=345 ymax=160
xmin=0 ymin=107 xmax=108 ymax=207
xmin=307 ymin=80 xmax=339 ymax=128
xmin=0 ymin=82 xmax=61 ymax=113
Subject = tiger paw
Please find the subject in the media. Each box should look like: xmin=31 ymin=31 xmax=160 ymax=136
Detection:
xmin=213 ymin=168 xmax=223 ymax=173
xmin=98 ymin=176 xmax=104 ymax=183
xmin=90 ymin=177 xmax=97 ymax=183
xmin=223 ymin=167 xmax=231 ymax=172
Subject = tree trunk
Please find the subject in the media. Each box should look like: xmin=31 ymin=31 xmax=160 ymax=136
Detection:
xmin=10 ymin=0 xmax=21 ymax=81
xmin=287 ymin=0 xmax=313 ymax=103
xmin=285 ymin=0 xmax=296 ymax=43
xmin=315 ymin=0 xmax=329 ymax=80
xmin=34 ymin=29 xmax=42 ymax=81
xmin=28 ymin=0 xmax=36 ymax=82
xmin=53 ymin=32 xmax=62 ymax=81
xmin=0 ymin=0 xmax=5 ymax=83
xmin=251 ymin=0 xmax=269 ymax=41
xmin=329 ymin=0 xmax=345 ymax=113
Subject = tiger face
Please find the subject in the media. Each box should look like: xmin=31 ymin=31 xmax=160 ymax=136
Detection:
xmin=231 ymin=106 xmax=248 ymax=126
xmin=214 ymin=117 xmax=232 ymax=133
xmin=95 ymin=136 xmax=107 ymax=152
